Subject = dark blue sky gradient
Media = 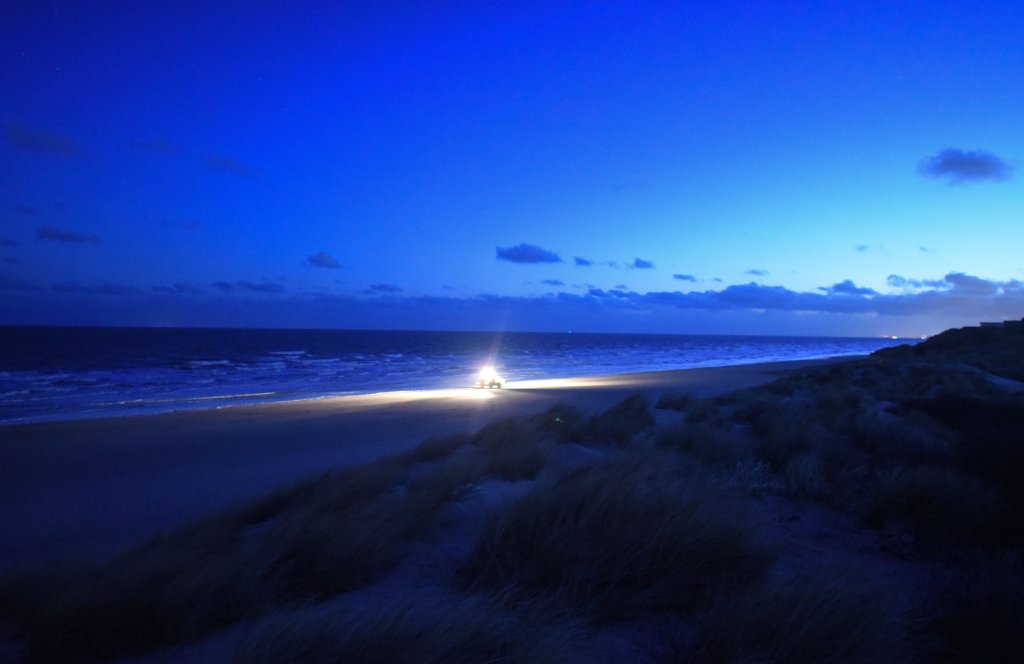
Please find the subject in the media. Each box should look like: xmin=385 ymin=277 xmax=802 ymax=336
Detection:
xmin=2 ymin=1 xmax=1022 ymax=335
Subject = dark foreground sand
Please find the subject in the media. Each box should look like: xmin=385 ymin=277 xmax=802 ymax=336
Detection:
xmin=0 ymin=358 xmax=851 ymax=568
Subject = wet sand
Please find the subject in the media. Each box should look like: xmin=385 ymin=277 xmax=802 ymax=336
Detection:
xmin=0 ymin=357 xmax=853 ymax=568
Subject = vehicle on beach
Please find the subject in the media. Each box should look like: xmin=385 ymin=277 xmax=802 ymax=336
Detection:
xmin=477 ymin=366 xmax=506 ymax=388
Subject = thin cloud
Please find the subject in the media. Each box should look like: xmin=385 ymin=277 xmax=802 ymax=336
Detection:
xmin=236 ymin=280 xmax=285 ymax=293
xmin=673 ymin=274 xmax=697 ymax=282
xmin=919 ymin=148 xmax=1013 ymax=184
xmin=745 ymin=268 xmax=768 ymax=277
xmin=307 ymin=252 xmax=341 ymax=269
xmin=631 ymin=258 xmax=655 ymax=269
xmin=540 ymin=279 xmax=564 ymax=286
xmin=855 ymin=244 xmax=870 ymax=253
xmin=212 ymin=280 xmax=285 ymax=294
xmin=52 ymin=281 xmax=141 ymax=296
xmin=0 ymin=237 xmax=17 ymax=247
xmin=204 ymin=154 xmax=259 ymax=178
xmin=367 ymin=283 xmax=402 ymax=293
xmin=4 ymin=124 xmax=84 ymax=156
xmin=12 ymin=204 xmax=40 ymax=216
xmin=496 ymin=243 xmax=562 ymax=264
xmin=152 ymin=282 xmax=205 ymax=295
xmin=36 ymin=226 xmax=101 ymax=244
xmin=574 ymin=256 xmax=593 ymax=266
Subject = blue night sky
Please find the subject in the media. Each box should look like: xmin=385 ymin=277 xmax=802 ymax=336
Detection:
xmin=2 ymin=1 xmax=1022 ymax=336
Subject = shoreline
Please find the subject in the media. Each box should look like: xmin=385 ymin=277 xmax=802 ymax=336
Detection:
xmin=0 ymin=356 xmax=857 ymax=568
xmin=0 ymin=352 xmax=870 ymax=427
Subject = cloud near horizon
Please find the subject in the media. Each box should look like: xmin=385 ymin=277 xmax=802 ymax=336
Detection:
xmin=821 ymin=279 xmax=876 ymax=296
xmin=673 ymin=274 xmax=697 ymax=282
xmin=9 ymin=271 xmax=1021 ymax=333
xmin=52 ymin=281 xmax=141 ymax=296
xmin=212 ymin=280 xmax=286 ymax=294
xmin=152 ymin=282 xmax=205 ymax=295
xmin=631 ymin=258 xmax=655 ymax=269
xmin=306 ymin=252 xmax=341 ymax=269
xmin=745 ymin=268 xmax=768 ymax=277
xmin=919 ymin=148 xmax=1013 ymax=184
xmin=36 ymin=226 xmax=101 ymax=244
xmin=4 ymin=124 xmax=84 ymax=156
xmin=496 ymin=243 xmax=562 ymax=264
xmin=570 ymin=272 xmax=1024 ymax=319
xmin=366 ymin=283 xmax=403 ymax=293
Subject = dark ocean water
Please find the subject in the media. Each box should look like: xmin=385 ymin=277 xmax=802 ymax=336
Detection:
xmin=0 ymin=326 xmax=910 ymax=424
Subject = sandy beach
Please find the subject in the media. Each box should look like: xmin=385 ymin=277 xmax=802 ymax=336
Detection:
xmin=0 ymin=357 xmax=847 ymax=569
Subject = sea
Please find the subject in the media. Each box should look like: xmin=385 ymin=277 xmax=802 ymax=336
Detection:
xmin=0 ymin=326 xmax=910 ymax=425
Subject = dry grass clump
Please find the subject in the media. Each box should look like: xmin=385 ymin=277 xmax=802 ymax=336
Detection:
xmin=579 ymin=394 xmax=654 ymax=446
xmin=656 ymin=392 xmax=693 ymax=412
xmin=782 ymin=453 xmax=827 ymax=500
xmin=395 ymin=432 xmax=472 ymax=464
xmin=236 ymin=591 xmax=580 ymax=664
xmin=656 ymin=422 xmax=748 ymax=470
xmin=864 ymin=466 xmax=1000 ymax=546
xmin=467 ymin=416 xmax=552 ymax=481
xmin=853 ymin=410 xmax=952 ymax=469
xmin=691 ymin=574 xmax=909 ymax=663
xmin=459 ymin=449 xmax=771 ymax=621
xmin=264 ymin=478 xmax=461 ymax=602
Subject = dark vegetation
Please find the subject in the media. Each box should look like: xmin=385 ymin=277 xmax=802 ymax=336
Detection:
xmin=1 ymin=322 xmax=1022 ymax=661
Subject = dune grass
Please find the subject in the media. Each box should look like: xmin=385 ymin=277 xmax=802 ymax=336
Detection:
xmin=0 ymin=399 xmax=641 ymax=661
xmin=864 ymin=466 xmax=999 ymax=547
xmin=578 ymin=394 xmax=654 ymax=446
xmin=691 ymin=573 xmax=909 ymax=663
xmin=2 ymin=349 xmax=1022 ymax=661
xmin=0 ymin=432 xmax=483 ymax=661
xmin=656 ymin=392 xmax=693 ymax=412
xmin=236 ymin=591 xmax=581 ymax=664
xmin=656 ymin=422 xmax=749 ymax=470
xmin=459 ymin=449 xmax=771 ymax=621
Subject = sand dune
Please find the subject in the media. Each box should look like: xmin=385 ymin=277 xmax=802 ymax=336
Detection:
xmin=0 ymin=358 xmax=842 ymax=568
